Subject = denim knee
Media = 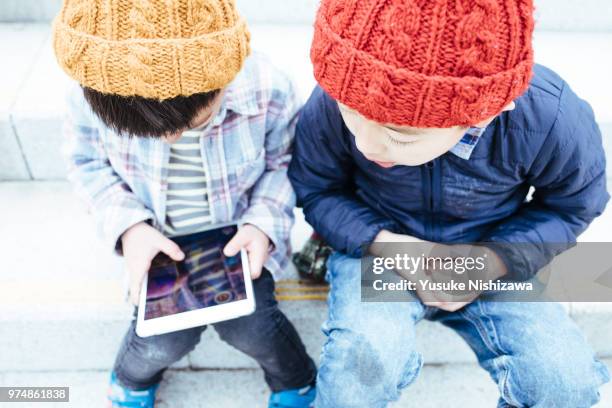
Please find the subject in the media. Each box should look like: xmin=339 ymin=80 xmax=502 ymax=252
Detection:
xmin=213 ymin=304 xmax=278 ymax=351
xmin=115 ymin=322 xmax=203 ymax=383
xmin=501 ymin=355 xmax=610 ymax=407
xmin=137 ymin=327 xmax=203 ymax=363
xmin=316 ymin=328 xmax=422 ymax=408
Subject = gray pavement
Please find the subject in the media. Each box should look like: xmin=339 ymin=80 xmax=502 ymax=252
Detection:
xmin=1 ymin=361 xmax=611 ymax=408
xmin=1 ymin=181 xmax=612 ymax=371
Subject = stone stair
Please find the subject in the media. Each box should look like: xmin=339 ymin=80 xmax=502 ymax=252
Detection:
xmin=1 ymin=180 xmax=611 ymax=407
xmin=1 ymin=1 xmax=611 ymax=406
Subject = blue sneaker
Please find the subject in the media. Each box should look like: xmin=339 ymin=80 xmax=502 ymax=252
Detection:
xmin=106 ymin=371 xmax=159 ymax=408
xmin=268 ymin=384 xmax=316 ymax=408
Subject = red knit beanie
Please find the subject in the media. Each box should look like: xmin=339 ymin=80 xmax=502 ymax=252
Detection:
xmin=311 ymin=0 xmax=535 ymax=128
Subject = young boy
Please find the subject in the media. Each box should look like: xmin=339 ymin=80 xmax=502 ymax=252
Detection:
xmin=52 ymin=1 xmax=316 ymax=406
xmin=288 ymin=0 xmax=610 ymax=406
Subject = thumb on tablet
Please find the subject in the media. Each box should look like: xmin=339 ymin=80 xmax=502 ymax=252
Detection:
xmin=157 ymin=236 xmax=185 ymax=261
xmin=223 ymin=229 xmax=249 ymax=257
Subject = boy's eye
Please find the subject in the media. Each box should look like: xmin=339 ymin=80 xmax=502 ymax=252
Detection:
xmin=386 ymin=134 xmax=415 ymax=146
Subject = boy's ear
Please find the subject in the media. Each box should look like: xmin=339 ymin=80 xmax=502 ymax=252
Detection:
xmin=503 ymin=101 xmax=516 ymax=111
xmin=474 ymin=101 xmax=516 ymax=128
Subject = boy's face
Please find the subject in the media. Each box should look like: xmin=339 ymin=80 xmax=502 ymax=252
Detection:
xmin=338 ymin=102 xmax=515 ymax=167
xmin=162 ymin=90 xmax=226 ymax=144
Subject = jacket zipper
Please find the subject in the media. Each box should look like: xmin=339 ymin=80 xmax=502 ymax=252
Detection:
xmin=431 ymin=158 xmax=441 ymax=242
xmin=423 ymin=161 xmax=433 ymax=240
xmin=424 ymin=158 xmax=441 ymax=242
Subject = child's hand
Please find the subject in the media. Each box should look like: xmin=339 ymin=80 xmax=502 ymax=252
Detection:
xmin=419 ymin=243 xmax=507 ymax=311
xmin=223 ymin=224 xmax=270 ymax=279
xmin=371 ymin=230 xmax=506 ymax=312
xmin=121 ymin=221 xmax=185 ymax=305
xmin=373 ymin=229 xmax=425 ymax=245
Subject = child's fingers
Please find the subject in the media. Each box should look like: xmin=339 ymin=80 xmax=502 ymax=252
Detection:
xmin=223 ymin=229 xmax=250 ymax=257
xmin=248 ymin=243 xmax=266 ymax=279
xmin=417 ymin=289 xmax=439 ymax=305
xmin=126 ymin=257 xmax=152 ymax=305
xmin=128 ymin=269 xmax=146 ymax=305
xmin=129 ymin=286 xmax=140 ymax=306
xmin=431 ymin=301 xmax=469 ymax=312
xmin=157 ymin=236 xmax=185 ymax=261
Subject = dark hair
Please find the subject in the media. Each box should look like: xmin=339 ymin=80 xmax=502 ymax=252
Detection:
xmin=82 ymin=87 xmax=221 ymax=138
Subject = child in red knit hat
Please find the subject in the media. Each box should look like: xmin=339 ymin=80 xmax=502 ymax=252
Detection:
xmin=289 ymin=0 xmax=610 ymax=406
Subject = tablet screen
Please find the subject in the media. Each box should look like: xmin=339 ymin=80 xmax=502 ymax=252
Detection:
xmin=144 ymin=225 xmax=247 ymax=320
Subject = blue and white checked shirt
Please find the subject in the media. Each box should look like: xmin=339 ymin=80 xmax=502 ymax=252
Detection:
xmin=449 ymin=126 xmax=488 ymax=160
xmin=62 ymin=53 xmax=299 ymax=279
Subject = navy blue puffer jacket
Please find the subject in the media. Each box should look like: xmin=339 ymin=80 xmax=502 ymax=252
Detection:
xmin=288 ymin=65 xmax=609 ymax=281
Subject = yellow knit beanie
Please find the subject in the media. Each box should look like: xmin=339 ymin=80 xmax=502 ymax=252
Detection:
xmin=52 ymin=0 xmax=251 ymax=99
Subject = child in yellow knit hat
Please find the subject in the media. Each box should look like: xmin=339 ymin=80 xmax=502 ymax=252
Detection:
xmin=52 ymin=1 xmax=316 ymax=407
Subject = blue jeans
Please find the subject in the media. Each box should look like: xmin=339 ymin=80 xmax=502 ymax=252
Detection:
xmin=316 ymin=253 xmax=610 ymax=408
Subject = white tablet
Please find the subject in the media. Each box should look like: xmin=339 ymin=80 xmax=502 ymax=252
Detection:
xmin=136 ymin=222 xmax=255 ymax=337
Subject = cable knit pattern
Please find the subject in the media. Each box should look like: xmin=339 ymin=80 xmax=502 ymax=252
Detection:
xmin=129 ymin=0 xmax=158 ymax=39
xmin=376 ymin=0 xmax=421 ymax=66
xmin=311 ymin=0 xmax=535 ymax=127
xmin=454 ymin=0 xmax=501 ymax=77
xmin=52 ymin=0 xmax=250 ymax=99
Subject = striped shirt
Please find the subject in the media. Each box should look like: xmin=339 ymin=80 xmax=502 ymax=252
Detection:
xmin=163 ymin=126 xmax=213 ymax=236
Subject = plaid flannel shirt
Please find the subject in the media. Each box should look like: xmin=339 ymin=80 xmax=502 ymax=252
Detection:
xmin=449 ymin=125 xmax=488 ymax=160
xmin=61 ymin=53 xmax=299 ymax=279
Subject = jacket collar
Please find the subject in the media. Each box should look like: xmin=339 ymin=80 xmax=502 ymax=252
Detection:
xmin=219 ymin=68 xmax=261 ymax=117
xmin=449 ymin=125 xmax=488 ymax=160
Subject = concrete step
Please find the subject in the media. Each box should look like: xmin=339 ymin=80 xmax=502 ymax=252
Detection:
xmin=1 ymin=23 xmax=611 ymax=182
xmin=1 ymin=361 xmax=611 ymax=408
xmin=0 ymin=181 xmax=476 ymax=371
xmin=1 ymin=181 xmax=612 ymax=374
xmin=1 ymin=0 xmax=611 ymax=31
